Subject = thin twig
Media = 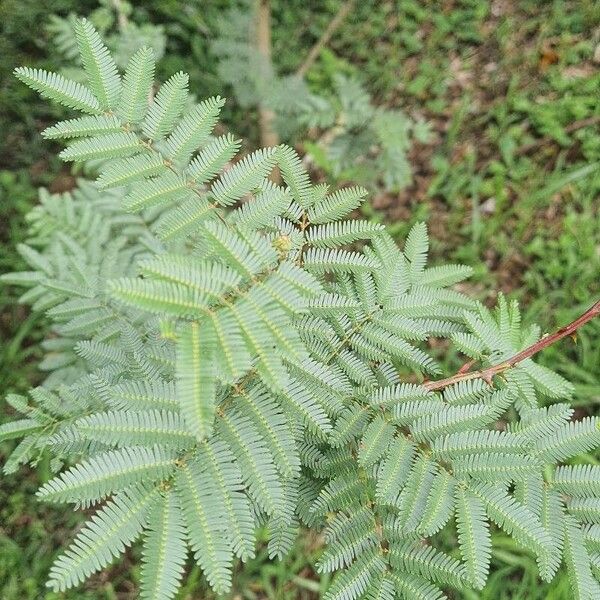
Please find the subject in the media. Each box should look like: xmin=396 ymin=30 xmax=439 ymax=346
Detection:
xmin=111 ymin=0 xmax=129 ymax=31
xmin=295 ymin=1 xmax=355 ymax=78
xmin=255 ymin=0 xmax=279 ymax=150
xmin=456 ymin=359 xmax=476 ymax=375
xmin=424 ymin=299 xmax=600 ymax=391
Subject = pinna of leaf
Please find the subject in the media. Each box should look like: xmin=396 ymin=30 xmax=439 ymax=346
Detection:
xmin=4 ymin=17 xmax=600 ymax=600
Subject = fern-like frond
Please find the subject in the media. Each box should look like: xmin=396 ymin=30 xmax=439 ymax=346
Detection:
xmin=538 ymin=488 xmax=565 ymax=580
xmin=47 ymin=485 xmax=156 ymax=591
xmin=175 ymin=461 xmax=234 ymax=594
xmin=0 ymin=418 xmax=45 ymax=441
xmin=403 ymin=222 xmax=428 ymax=280
xmin=69 ymin=410 xmax=194 ymax=449
xmin=419 ymin=264 xmax=472 ymax=287
xmin=322 ymin=548 xmax=387 ymax=600
xmin=391 ymin=572 xmax=446 ymax=600
xmin=553 ymin=465 xmax=600 ymax=498
xmin=231 ymin=183 xmax=291 ymax=228
xmin=304 ymin=248 xmax=379 ymax=275
xmin=536 ymin=417 xmax=600 ymax=462
xmin=74 ymin=18 xmax=121 ymax=109
xmin=455 ymin=485 xmax=491 ymax=589
xmin=277 ymin=146 xmax=312 ymax=207
xmin=418 ymin=469 xmax=456 ymax=535
xmin=176 ymin=321 xmax=216 ymax=441
xmin=142 ymin=72 xmax=189 ymax=140
xmin=37 ymin=445 xmax=177 ymax=505
xmin=108 ymin=278 xmax=210 ymax=318
xmin=166 ymin=96 xmax=225 ymax=164
xmin=186 ymin=133 xmax=240 ymax=183
xmin=217 ymin=408 xmax=285 ymax=517
xmin=306 ymin=220 xmax=385 ymax=248
xmin=117 ymin=46 xmax=155 ymax=123
xmin=14 ymin=67 xmax=101 ymax=114
xmin=389 ymin=540 xmax=467 ymax=588
xmin=376 ymin=435 xmax=416 ymax=504
xmin=431 ymin=429 xmax=526 ymax=460
xmin=42 ymin=115 xmax=123 ymax=139
xmin=307 ymin=186 xmax=367 ymax=224
xmin=139 ymin=490 xmax=187 ymax=600
xmin=60 ymin=132 xmax=142 ymax=162
xmin=318 ymin=507 xmax=378 ymax=573
xmin=452 ymin=452 xmax=541 ymax=482
xmin=123 ymin=172 xmax=189 ymax=212
xmin=358 ymin=416 xmax=395 ymax=469
xmin=109 ymin=379 xmax=178 ymax=411
xmin=470 ymin=482 xmax=554 ymax=560
xmin=563 ymin=515 xmax=600 ymax=600
xmin=210 ymin=147 xmax=277 ymax=206
xmin=201 ymin=439 xmax=256 ymax=560
xmin=98 ymin=152 xmax=167 ymax=189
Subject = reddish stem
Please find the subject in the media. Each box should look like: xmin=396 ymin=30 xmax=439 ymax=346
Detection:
xmin=456 ymin=359 xmax=476 ymax=375
xmin=424 ymin=299 xmax=600 ymax=392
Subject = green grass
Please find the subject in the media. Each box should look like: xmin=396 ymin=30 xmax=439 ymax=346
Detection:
xmin=1 ymin=0 xmax=600 ymax=598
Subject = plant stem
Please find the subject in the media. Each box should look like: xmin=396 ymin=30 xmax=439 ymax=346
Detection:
xmin=424 ymin=299 xmax=600 ymax=391
xmin=295 ymin=1 xmax=355 ymax=78
xmin=111 ymin=0 xmax=129 ymax=31
xmin=255 ymin=0 xmax=279 ymax=149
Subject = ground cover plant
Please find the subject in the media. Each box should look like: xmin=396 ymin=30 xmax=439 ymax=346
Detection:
xmin=2 ymin=16 xmax=600 ymax=600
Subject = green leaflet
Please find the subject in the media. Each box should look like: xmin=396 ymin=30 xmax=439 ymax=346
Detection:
xmin=307 ymin=186 xmax=367 ymax=224
xmin=142 ymin=71 xmax=189 ymax=140
xmin=404 ymin=221 xmax=428 ymax=281
xmin=98 ymin=153 xmax=167 ymax=189
xmin=74 ymin=18 xmax=121 ymax=109
xmin=60 ymin=132 xmax=142 ymax=162
xmin=108 ymin=278 xmax=213 ymax=318
xmin=455 ymin=485 xmax=491 ymax=589
xmin=306 ymin=220 xmax=385 ymax=248
xmin=186 ymin=133 xmax=241 ymax=183
xmin=388 ymin=540 xmax=468 ymax=589
xmin=536 ymin=417 xmax=600 ymax=462
xmin=42 ymin=114 xmax=123 ymax=139
xmin=553 ymin=465 xmax=600 ymax=498
xmin=166 ymin=96 xmax=225 ymax=164
xmin=418 ymin=469 xmax=455 ymax=536
xmin=176 ymin=321 xmax=216 ymax=442
xmin=323 ymin=549 xmax=387 ymax=600
xmin=277 ymin=146 xmax=312 ymax=207
xmin=564 ymin=515 xmax=600 ymax=600
xmin=210 ymin=147 xmax=278 ymax=206
xmin=123 ymin=172 xmax=190 ymax=212
xmin=48 ymin=485 xmax=157 ymax=591
xmin=37 ymin=446 xmax=178 ymax=505
xmin=358 ymin=416 xmax=395 ymax=469
xmin=471 ymin=482 xmax=554 ymax=560
xmin=14 ymin=67 xmax=101 ymax=114
xmin=217 ymin=408 xmax=285 ymax=517
xmin=175 ymin=461 xmax=234 ymax=594
xmin=71 ymin=410 xmax=196 ymax=449
xmin=201 ymin=439 xmax=256 ymax=561
xmin=140 ymin=490 xmax=188 ymax=600
xmin=376 ymin=435 xmax=416 ymax=504
xmin=318 ymin=507 xmax=379 ymax=573
xmin=0 ymin=418 xmax=44 ymax=441
xmin=118 ymin=46 xmax=156 ymax=123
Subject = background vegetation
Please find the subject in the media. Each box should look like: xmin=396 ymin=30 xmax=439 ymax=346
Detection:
xmin=1 ymin=0 xmax=599 ymax=598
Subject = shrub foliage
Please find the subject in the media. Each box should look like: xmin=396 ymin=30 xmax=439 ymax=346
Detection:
xmin=3 ymin=18 xmax=600 ymax=600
